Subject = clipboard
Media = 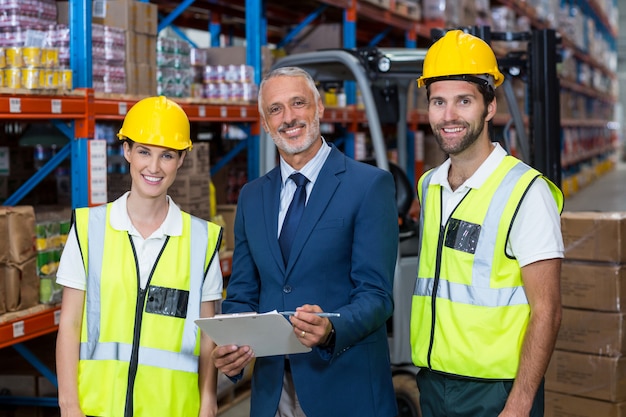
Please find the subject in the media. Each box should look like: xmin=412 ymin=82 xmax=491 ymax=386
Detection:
xmin=195 ymin=310 xmax=312 ymax=357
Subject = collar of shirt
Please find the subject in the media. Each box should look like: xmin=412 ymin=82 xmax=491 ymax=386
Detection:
xmin=110 ymin=191 xmax=184 ymax=238
xmin=279 ymin=137 xmax=331 ymax=191
xmin=430 ymin=142 xmax=507 ymax=193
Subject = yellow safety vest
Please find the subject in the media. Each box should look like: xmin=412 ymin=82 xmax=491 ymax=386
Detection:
xmin=74 ymin=203 xmax=222 ymax=417
xmin=411 ymin=156 xmax=563 ymax=379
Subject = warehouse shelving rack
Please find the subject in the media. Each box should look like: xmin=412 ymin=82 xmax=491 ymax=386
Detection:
xmin=1 ymin=0 xmax=617 ymax=216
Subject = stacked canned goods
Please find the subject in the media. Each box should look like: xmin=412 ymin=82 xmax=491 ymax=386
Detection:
xmin=91 ymin=24 xmax=126 ymax=94
xmin=202 ymin=64 xmax=257 ymax=103
xmin=156 ymin=37 xmax=193 ymax=98
xmin=1 ymin=44 xmax=69 ymax=90
xmin=0 ymin=0 xmax=71 ymax=91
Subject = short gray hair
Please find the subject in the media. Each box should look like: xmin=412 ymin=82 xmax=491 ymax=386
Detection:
xmin=257 ymin=67 xmax=321 ymax=117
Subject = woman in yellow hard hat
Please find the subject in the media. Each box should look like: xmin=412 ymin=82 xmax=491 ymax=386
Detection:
xmin=56 ymin=96 xmax=224 ymax=417
xmin=410 ymin=30 xmax=564 ymax=417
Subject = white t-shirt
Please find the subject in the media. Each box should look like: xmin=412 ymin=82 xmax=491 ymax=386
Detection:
xmin=427 ymin=143 xmax=564 ymax=267
xmin=56 ymin=192 xmax=223 ymax=302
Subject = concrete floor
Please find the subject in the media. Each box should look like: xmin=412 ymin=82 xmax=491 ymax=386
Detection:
xmin=562 ymin=161 xmax=626 ymax=212
xmin=218 ymin=389 xmax=251 ymax=417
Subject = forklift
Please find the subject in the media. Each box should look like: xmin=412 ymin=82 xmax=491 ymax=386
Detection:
xmin=267 ymin=26 xmax=562 ymax=417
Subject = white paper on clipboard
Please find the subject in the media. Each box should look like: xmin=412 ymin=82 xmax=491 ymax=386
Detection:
xmin=195 ymin=310 xmax=312 ymax=357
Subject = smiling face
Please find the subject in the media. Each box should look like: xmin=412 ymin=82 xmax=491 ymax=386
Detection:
xmin=123 ymin=141 xmax=185 ymax=199
xmin=427 ymin=80 xmax=496 ymax=156
xmin=259 ymin=74 xmax=324 ymax=166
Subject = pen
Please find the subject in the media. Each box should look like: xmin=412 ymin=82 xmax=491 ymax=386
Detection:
xmin=280 ymin=311 xmax=341 ymax=318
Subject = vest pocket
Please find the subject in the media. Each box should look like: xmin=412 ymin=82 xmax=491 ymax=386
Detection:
xmin=145 ymin=286 xmax=189 ymax=318
xmin=445 ymin=218 xmax=481 ymax=254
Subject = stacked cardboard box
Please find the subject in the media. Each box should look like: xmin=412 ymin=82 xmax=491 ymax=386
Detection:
xmin=124 ymin=1 xmax=158 ymax=96
xmin=0 ymin=206 xmax=39 ymax=316
xmin=57 ymin=0 xmax=157 ymax=95
xmin=172 ymin=142 xmax=212 ymax=221
xmin=545 ymin=212 xmax=626 ymax=416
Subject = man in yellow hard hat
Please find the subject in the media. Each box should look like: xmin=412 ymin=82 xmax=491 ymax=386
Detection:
xmin=56 ymin=96 xmax=223 ymax=417
xmin=410 ymin=30 xmax=564 ymax=417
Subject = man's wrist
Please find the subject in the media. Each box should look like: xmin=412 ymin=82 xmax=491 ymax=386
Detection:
xmin=319 ymin=324 xmax=336 ymax=348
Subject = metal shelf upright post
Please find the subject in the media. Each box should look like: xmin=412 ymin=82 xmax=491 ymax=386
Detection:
xmin=70 ymin=0 xmax=94 ymax=209
xmin=245 ymin=0 xmax=265 ymax=179
xmin=341 ymin=1 xmax=358 ymax=160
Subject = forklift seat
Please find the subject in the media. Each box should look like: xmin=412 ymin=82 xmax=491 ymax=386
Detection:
xmin=363 ymin=159 xmax=420 ymax=257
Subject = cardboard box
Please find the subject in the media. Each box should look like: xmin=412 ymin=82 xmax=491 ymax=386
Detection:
xmin=125 ymin=62 xmax=136 ymax=95
xmin=125 ymin=62 xmax=157 ymax=96
xmin=546 ymin=391 xmax=626 ymax=417
xmin=169 ymin=175 xmax=211 ymax=203
xmin=3 ymin=257 xmax=40 ymax=312
xmin=133 ymin=1 xmax=158 ymax=35
xmin=289 ymin=23 xmax=342 ymax=54
xmin=561 ymin=212 xmax=626 ymax=263
xmin=178 ymin=141 xmax=211 ymax=176
xmin=58 ymin=1 xmax=131 ymax=29
xmin=58 ymin=1 xmax=156 ymax=34
xmin=126 ymin=32 xmax=157 ymax=65
xmin=2 ymin=206 xmax=37 ymax=264
xmin=557 ymin=308 xmax=626 ymax=356
xmin=546 ymin=350 xmax=626 ymax=402
xmin=216 ymin=205 xmax=237 ymax=251
xmin=179 ymin=201 xmax=211 ymax=221
xmin=0 ymin=263 xmax=5 ymax=315
xmin=137 ymin=64 xmax=157 ymax=96
xmin=561 ymin=261 xmax=626 ymax=312
xmin=92 ymin=0 xmax=132 ymax=29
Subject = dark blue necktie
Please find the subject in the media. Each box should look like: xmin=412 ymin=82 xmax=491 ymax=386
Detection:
xmin=279 ymin=173 xmax=309 ymax=265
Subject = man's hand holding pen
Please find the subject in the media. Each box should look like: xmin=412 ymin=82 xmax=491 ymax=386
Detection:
xmin=287 ymin=304 xmax=336 ymax=348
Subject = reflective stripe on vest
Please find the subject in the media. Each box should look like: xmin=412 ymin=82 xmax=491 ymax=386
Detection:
xmin=414 ymin=162 xmax=531 ymax=307
xmin=79 ymin=204 xmax=207 ymax=374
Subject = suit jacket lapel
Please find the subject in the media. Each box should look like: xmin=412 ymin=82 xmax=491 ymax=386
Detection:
xmin=285 ymin=145 xmax=346 ymax=274
xmin=262 ymin=167 xmax=286 ymax=272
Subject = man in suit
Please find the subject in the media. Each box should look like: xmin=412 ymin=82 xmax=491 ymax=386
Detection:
xmin=211 ymin=66 xmax=399 ymax=417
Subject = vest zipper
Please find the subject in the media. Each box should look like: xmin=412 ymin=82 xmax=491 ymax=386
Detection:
xmin=426 ymin=223 xmax=445 ymax=370
xmin=124 ymin=235 xmax=170 ymax=417
xmin=426 ymin=187 xmax=469 ymax=370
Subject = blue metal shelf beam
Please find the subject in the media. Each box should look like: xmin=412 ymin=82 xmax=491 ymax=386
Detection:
xmin=210 ymin=12 xmax=221 ymax=47
xmin=3 ymin=143 xmax=71 ymax=207
xmin=277 ymin=5 xmax=329 ymax=49
xmin=369 ymin=27 xmax=392 ymax=47
xmin=157 ymin=0 xmax=196 ymax=33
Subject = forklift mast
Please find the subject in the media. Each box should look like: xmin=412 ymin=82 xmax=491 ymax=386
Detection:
xmin=267 ymin=26 xmax=562 ymax=186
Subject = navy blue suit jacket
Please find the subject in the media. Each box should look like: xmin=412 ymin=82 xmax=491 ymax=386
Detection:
xmin=223 ymin=144 xmax=399 ymax=417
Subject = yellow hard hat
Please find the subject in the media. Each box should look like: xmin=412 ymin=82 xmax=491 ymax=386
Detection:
xmin=417 ymin=30 xmax=504 ymax=89
xmin=117 ymin=96 xmax=192 ymax=151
